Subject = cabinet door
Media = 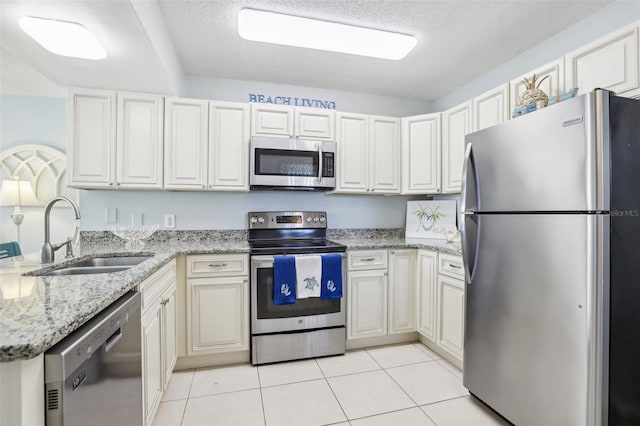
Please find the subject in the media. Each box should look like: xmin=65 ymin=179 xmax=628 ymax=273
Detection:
xmin=417 ymin=250 xmax=438 ymax=342
xmin=67 ymin=89 xmax=116 ymax=187
xmin=369 ymin=115 xmax=400 ymax=194
xmin=117 ymin=93 xmax=164 ymax=189
xmin=442 ymin=100 xmax=472 ymax=193
xmin=401 ymin=113 xmax=441 ymax=194
xmin=295 ymin=108 xmax=335 ymax=140
xmin=436 ymin=274 xmax=465 ymax=362
xmin=388 ymin=250 xmax=417 ymax=334
xmin=164 ymin=98 xmax=208 ymax=190
xmin=565 ymin=23 xmax=639 ymax=96
xmin=510 ymin=58 xmax=564 ymax=113
xmin=161 ymin=283 xmax=177 ymax=387
xmin=208 ymin=101 xmax=250 ymax=191
xmin=187 ymin=276 xmax=248 ymax=355
xmin=142 ymin=300 xmax=163 ymax=426
xmin=251 ymin=104 xmax=294 ymax=137
xmin=347 ymin=269 xmax=388 ymax=339
xmin=472 ymin=83 xmax=509 ymax=131
xmin=335 ymin=112 xmax=369 ymax=193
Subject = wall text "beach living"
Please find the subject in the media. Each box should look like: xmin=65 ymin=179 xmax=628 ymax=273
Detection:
xmin=248 ymin=94 xmax=336 ymax=109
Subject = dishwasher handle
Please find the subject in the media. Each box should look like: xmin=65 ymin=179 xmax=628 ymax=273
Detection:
xmin=105 ymin=328 xmax=123 ymax=353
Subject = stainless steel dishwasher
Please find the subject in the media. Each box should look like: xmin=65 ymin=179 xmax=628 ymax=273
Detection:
xmin=45 ymin=291 xmax=142 ymax=426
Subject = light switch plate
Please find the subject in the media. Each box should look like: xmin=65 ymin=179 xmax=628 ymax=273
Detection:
xmin=164 ymin=214 xmax=175 ymax=229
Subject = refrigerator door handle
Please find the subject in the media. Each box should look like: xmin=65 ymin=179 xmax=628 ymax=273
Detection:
xmin=460 ymin=142 xmax=479 ymax=284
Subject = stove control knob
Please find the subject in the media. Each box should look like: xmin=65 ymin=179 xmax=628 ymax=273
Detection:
xmin=319 ymin=216 xmax=325 ymax=223
xmin=250 ymin=216 xmax=257 ymax=224
xmin=313 ymin=217 xmax=319 ymax=223
xmin=306 ymin=217 xmax=312 ymax=223
xmin=258 ymin=217 xmax=265 ymax=224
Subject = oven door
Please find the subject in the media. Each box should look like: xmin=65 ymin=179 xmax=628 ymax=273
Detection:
xmin=250 ymin=253 xmax=346 ymax=334
xmin=250 ymin=137 xmax=336 ymax=189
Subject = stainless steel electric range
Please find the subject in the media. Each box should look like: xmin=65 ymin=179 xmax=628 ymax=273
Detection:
xmin=248 ymin=211 xmax=347 ymax=365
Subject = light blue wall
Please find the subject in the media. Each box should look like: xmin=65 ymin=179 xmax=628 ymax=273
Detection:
xmin=79 ymin=190 xmax=421 ymax=230
xmin=0 ymin=95 xmax=77 ymax=254
xmin=183 ymin=76 xmax=433 ymax=117
xmin=433 ymin=0 xmax=640 ymax=111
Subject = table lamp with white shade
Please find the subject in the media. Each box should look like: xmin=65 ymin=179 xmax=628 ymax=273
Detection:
xmin=0 ymin=176 xmax=38 ymax=244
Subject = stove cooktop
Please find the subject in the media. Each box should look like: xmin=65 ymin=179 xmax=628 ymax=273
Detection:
xmin=249 ymin=239 xmax=346 ymax=255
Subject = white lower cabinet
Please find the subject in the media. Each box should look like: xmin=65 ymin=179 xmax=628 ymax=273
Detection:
xmin=140 ymin=260 xmax=177 ymax=426
xmin=417 ymin=251 xmax=465 ymax=367
xmin=347 ymin=269 xmax=388 ymax=339
xmin=436 ymin=274 xmax=465 ymax=362
xmin=186 ymin=254 xmax=249 ymax=355
xmin=417 ymin=250 xmax=438 ymax=342
xmin=347 ymin=249 xmax=416 ymax=341
xmin=388 ymin=250 xmax=417 ymax=334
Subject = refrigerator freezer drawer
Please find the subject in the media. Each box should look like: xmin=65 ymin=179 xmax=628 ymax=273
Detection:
xmin=463 ymin=213 xmax=596 ymax=425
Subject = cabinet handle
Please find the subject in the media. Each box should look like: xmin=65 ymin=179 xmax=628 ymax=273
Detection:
xmin=384 ymin=272 xmax=388 ymax=276
xmin=449 ymin=263 xmax=462 ymax=269
xmin=208 ymin=263 xmax=227 ymax=268
xmin=361 ymin=258 xmax=376 ymax=262
xmin=109 ymin=182 xmax=114 ymax=186
xmin=390 ymin=250 xmax=395 ymax=254
xmin=202 ymin=184 xmax=206 ymax=188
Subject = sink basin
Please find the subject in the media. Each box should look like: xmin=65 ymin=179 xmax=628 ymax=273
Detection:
xmin=66 ymin=256 xmax=152 ymax=268
xmin=45 ymin=266 xmax=133 ymax=276
xmin=27 ymin=255 xmax=153 ymax=276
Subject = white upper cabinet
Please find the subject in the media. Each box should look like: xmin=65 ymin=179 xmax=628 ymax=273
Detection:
xmin=442 ymin=100 xmax=472 ymax=193
xmin=164 ymin=98 xmax=209 ymax=190
xmin=116 ymin=93 xmax=164 ymax=189
xmin=565 ymin=22 xmax=640 ymax=98
xmin=510 ymin=58 xmax=564 ymax=113
xmin=472 ymin=83 xmax=510 ymax=131
xmin=208 ymin=101 xmax=250 ymax=191
xmin=251 ymin=104 xmax=294 ymax=137
xmin=251 ymin=104 xmax=334 ymax=139
xmin=369 ymin=115 xmax=401 ymax=194
xmin=401 ymin=113 xmax=441 ymax=194
xmin=335 ymin=112 xmax=369 ymax=192
xmin=295 ymin=108 xmax=335 ymax=139
xmin=67 ymin=89 xmax=116 ymax=188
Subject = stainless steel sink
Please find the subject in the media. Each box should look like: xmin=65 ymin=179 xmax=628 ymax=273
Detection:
xmin=45 ymin=266 xmax=134 ymax=276
xmin=27 ymin=255 xmax=153 ymax=276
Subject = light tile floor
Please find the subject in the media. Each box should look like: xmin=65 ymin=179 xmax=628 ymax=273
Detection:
xmin=152 ymin=342 xmax=509 ymax=426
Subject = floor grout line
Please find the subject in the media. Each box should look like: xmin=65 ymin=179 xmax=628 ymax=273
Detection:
xmin=316 ymin=358 xmax=350 ymax=424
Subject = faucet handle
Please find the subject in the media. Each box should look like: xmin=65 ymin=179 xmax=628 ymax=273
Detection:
xmin=65 ymin=238 xmax=74 ymax=259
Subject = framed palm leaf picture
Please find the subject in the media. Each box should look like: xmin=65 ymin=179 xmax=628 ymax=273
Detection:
xmin=405 ymin=200 xmax=457 ymax=239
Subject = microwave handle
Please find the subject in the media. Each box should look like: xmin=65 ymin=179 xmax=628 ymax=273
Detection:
xmin=317 ymin=145 xmax=323 ymax=184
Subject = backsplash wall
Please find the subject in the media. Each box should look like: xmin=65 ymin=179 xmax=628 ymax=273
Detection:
xmin=78 ymin=190 xmax=418 ymax=230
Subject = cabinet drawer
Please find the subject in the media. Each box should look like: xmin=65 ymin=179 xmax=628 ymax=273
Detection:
xmin=348 ymin=250 xmax=388 ymax=270
xmin=438 ymin=253 xmax=464 ymax=280
xmin=187 ymin=254 xmax=248 ymax=277
xmin=141 ymin=259 xmax=176 ymax=314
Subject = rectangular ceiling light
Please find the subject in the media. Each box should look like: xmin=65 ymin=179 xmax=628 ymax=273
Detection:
xmin=238 ymin=9 xmax=416 ymax=60
xmin=19 ymin=16 xmax=106 ymax=60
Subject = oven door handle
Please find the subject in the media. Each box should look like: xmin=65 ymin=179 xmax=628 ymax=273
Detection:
xmin=250 ymin=252 xmax=346 ymax=264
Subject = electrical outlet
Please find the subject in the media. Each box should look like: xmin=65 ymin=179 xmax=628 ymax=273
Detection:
xmin=105 ymin=208 xmax=117 ymax=223
xmin=164 ymin=214 xmax=175 ymax=229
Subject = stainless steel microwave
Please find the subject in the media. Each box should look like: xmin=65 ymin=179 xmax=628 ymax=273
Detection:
xmin=250 ymin=137 xmax=336 ymax=191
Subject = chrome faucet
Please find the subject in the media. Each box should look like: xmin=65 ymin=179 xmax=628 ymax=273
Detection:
xmin=40 ymin=196 xmax=81 ymax=264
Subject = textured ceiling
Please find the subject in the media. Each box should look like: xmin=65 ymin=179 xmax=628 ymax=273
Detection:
xmin=1 ymin=0 xmax=613 ymax=101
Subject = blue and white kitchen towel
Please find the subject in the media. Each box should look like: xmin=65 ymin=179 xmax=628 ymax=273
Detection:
xmin=295 ymin=255 xmax=322 ymax=299
xmin=273 ymin=256 xmax=296 ymax=304
xmin=320 ymin=253 xmax=343 ymax=299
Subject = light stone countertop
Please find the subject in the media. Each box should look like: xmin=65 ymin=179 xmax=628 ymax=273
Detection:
xmin=0 ymin=229 xmax=459 ymax=362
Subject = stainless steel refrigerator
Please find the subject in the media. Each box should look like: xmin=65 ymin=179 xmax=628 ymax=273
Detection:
xmin=460 ymin=89 xmax=640 ymax=426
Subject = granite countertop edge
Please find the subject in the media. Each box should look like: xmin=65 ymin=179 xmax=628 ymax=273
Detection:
xmin=1 ymin=234 xmax=460 ymax=362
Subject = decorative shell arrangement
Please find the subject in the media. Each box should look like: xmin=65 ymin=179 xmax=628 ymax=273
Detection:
xmin=515 ymin=74 xmax=550 ymax=109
